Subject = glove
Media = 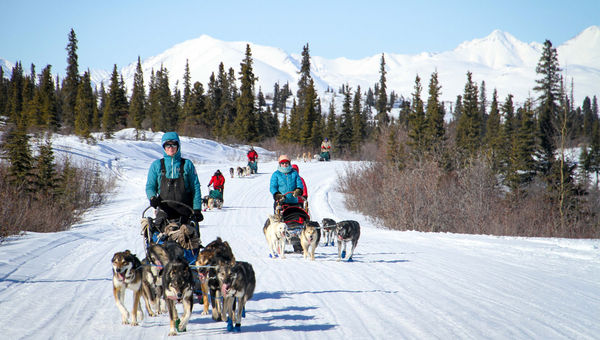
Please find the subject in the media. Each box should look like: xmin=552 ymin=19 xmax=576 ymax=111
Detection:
xmin=274 ymin=192 xmax=283 ymax=201
xmin=293 ymin=188 xmax=303 ymax=197
xmin=150 ymin=196 xmax=161 ymax=208
xmin=193 ymin=209 xmax=204 ymax=222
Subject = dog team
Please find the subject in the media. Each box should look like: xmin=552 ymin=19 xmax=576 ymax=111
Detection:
xmin=112 ymin=236 xmax=255 ymax=335
xmin=264 ymin=216 xmax=361 ymax=262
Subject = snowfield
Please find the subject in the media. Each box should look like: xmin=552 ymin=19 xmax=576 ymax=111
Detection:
xmin=0 ymin=129 xmax=598 ymax=339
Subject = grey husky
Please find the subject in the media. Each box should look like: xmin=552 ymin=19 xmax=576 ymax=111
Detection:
xmin=335 ymin=220 xmax=360 ymax=262
xmin=217 ymin=261 xmax=256 ymax=332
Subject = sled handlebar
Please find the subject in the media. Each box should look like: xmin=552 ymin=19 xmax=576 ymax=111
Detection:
xmin=142 ymin=199 xmax=195 ymax=218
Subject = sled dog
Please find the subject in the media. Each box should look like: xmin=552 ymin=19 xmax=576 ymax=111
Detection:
xmin=244 ymin=166 xmax=251 ymax=176
xmin=236 ymin=167 xmax=244 ymax=177
xmin=195 ymin=237 xmax=236 ymax=320
xmin=217 ymin=261 xmax=256 ymax=332
xmin=144 ymin=241 xmax=187 ymax=316
xmin=162 ymin=255 xmax=194 ymax=336
xmin=321 ymin=218 xmax=336 ymax=246
xmin=229 ymin=167 xmax=235 ymax=178
xmin=300 ymin=221 xmax=321 ymax=260
xmin=302 ymin=152 xmax=309 ymax=162
xmin=111 ymin=250 xmax=147 ymax=325
xmin=264 ymin=217 xmax=287 ymax=258
xmin=202 ymin=195 xmax=210 ymax=211
xmin=335 ymin=220 xmax=361 ymax=261
xmin=140 ymin=256 xmax=167 ymax=316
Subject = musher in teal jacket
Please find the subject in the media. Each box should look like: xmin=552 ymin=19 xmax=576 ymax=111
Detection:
xmin=270 ymin=154 xmax=304 ymax=210
xmin=146 ymin=132 xmax=203 ymax=225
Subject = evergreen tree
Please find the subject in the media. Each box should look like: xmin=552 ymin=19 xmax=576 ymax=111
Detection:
xmin=505 ymin=100 xmax=537 ymax=191
xmin=182 ymin=59 xmax=192 ymax=112
xmin=351 ymin=86 xmax=366 ymax=153
xmin=425 ymin=71 xmax=445 ymax=153
xmin=582 ymin=96 xmax=594 ymax=138
xmin=2 ymin=125 xmax=33 ymax=187
xmin=74 ymin=71 xmax=95 ymax=138
xmin=407 ymin=75 xmax=426 ymax=157
xmin=375 ymin=53 xmax=389 ymax=128
xmin=33 ymin=135 xmax=58 ymax=194
xmin=129 ymin=57 xmax=146 ymax=137
xmin=484 ymin=89 xmax=502 ymax=170
xmin=336 ymin=84 xmax=354 ymax=154
xmin=94 ymin=83 xmax=106 ymax=131
xmin=61 ymin=28 xmax=80 ymax=131
xmin=0 ymin=67 xmax=7 ymax=115
xmin=7 ymin=62 xmax=24 ymax=124
xmin=479 ymin=80 xmax=488 ymax=138
xmin=300 ymin=79 xmax=319 ymax=147
xmin=453 ymin=95 xmax=463 ymax=121
xmin=534 ymin=40 xmax=562 ymax=175
xmin=455 ymin=71 xmax=480 ymax=157
xmin=233 ymin=44 xmax=257 ymax=142
xmin=587 ymin=120 xmax=600 ymax=189
xmin=278 ymin=111 xmax=291 ymax=143
xmin=148 ymin=66 xmax=175 ymax=132
xmin=39 ymin=65 xmax=59 ymax=130
xmin=386 ymin=123 xmax=405 ymax=169
xmin=324 ymin=100 xmax=337 ymax=141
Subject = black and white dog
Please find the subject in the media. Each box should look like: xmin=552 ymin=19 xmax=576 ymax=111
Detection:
xmin=321 ymin=218 xmax=336 ymax=246
xmin=217 ymin=261 xmax=256 ymax=333
xmin=335 ymin=220 xmax=360 ymax=262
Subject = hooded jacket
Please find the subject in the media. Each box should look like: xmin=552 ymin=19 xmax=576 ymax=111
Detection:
xmin=270 ymin=166 xmax=304 ymax=204
xmin=145 ymin=132 xmax=202 ymax=210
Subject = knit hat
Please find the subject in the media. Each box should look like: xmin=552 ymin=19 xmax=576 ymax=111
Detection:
xmin=278 ymin=154 xmax=290 ymax=163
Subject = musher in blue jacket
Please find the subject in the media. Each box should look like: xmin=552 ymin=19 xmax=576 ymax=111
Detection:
xmin=146 ymin=132 xmax=203 ymax=226
xmin=270 ymin=154 xmax=304 ymax=212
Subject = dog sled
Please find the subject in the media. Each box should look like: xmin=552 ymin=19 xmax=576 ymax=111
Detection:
xmin=141 ymin=200 xmax=201 ymax=264
xmin=275 ymin=191 xmax=309 ymax=253
xmin=319 ymin=151 xmax=330 ymax=161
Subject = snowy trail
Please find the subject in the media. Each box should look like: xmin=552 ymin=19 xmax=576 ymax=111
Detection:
xmin=0 ymin=132 xmax=599 ymax=339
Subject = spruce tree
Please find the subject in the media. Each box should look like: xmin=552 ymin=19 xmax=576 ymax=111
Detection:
xmin=39 ymin=65 xmax=59 ymax=130
xmin=62 ymin=28 xmax=80 ymax=131
xmin=582 ymin=96 xmax=594 ymax=139
xmin=534 ymin=40 xmax=561 ymax=175
xmin=33 ymin=135 xmax=58 ymax=194
xmin=324 ymin=100 xmax=337 ymax=141
xmin=425 ymin=71 xmax=445 ymax=153
xmin=407 ymin=75 xmax=426 ymax=157
xmin=351 ymin=86 xmax=366 ymax=153
xmin=233 ymin=44 xmax=257 ymax=142
xmin=336 ymin=84 xmax=354 ymax=154
xmin=2 ymin=125 xmax=33 ymax=187
xmin=484 ymin=89 xmax=502 ymax=170
xmin=7 ymin=62 xmax=24 ymax=125
xmin=455 ymin=71 xmax=480 ymax=157
xmin=129 ymin=57 xmax=146 ymax=137
xmin=505 ymin=100 xmax=536 ymax=191
xmin=375 ymin=53 xmax=389 ymax=128
xmin=74 ymin=71 xmax=94 ymax=138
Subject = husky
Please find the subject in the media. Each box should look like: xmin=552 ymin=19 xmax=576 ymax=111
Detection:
xmin=111 ymin=250 xmax=147 ymax=325
xmin=300 ymin=221 xmax=321 ymax=260
xmin=202 ymin=195 xmax=210 ymax=211
xmin=229 ymin=167 xmax=235 ymax=178
xmin=264 ymin=217 xmax=287 ymax=259
xmin=335 ymin=220 xmax=361 ymax=262
xmin=244 ymin=166 xmax=251 ymax=176
xmin=321 ymin=218 xmax=336 ymax=246
xmin=195 ymin=237 xmax=236 ymax=320
xmin=144 ymin=241 xmax=188 ymax=316
xmin=140 ymin=256 xmax=166 ymax=316
xmin=236 ymin=167 xmax=244 ymax=177
xmin=162 ymin=255 xmax=195 ymax=336
xmin=217 ymin=261 xmax=256 ymax=332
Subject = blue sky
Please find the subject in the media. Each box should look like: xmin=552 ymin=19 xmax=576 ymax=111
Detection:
xmin=2 ymin=0 xmax=598 ymax=74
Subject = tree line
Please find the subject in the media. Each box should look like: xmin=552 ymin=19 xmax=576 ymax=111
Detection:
xmin=1 ymin=29 xmax=599 ymax=237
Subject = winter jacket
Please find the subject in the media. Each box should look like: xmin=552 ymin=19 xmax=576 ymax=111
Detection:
xmin=270 ymin=168 xmax=304 ymax=204
xmin=145 ymin=132 xmax=202 ymax=210
xmin=247 ymin=149 xmax=258 ymax=162
xmin=321 ymin=140 xmax=331 ymax=151
xmin=208 ymin=174 xmax=225 ymax=190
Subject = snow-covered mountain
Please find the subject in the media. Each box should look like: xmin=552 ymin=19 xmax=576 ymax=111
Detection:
xmin=3 ymin=26 xmax=599 ymax=106
xmin=113 ymin=26 xmax=600 ymax=106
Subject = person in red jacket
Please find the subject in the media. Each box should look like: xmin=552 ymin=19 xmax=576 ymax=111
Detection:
xmin=247 ymin=147 xmax=259 ymax=174
xmin=291 ymin=164 xmax=308 ymax=208
xmin=208 ymin=170 xmax=225 ymax=195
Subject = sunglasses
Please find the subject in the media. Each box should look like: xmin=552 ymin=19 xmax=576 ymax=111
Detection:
xmin=280 ymin=161 xmax=290 ymax=165
xmin=164 ymin=143 xmax=178 ymax=149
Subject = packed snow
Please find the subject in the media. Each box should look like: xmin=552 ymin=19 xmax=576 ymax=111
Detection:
xmin=0 ymin=129 xmax=599 ymax=339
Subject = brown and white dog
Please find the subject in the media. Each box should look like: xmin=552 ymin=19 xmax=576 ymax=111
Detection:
xmin=236 ymin=167 xmax=244 ymax=177
xmin=321 ymin=218 xmax=336 ymax=247
xmin=112 ymin=250 xmax=146 ymax=325
xmin=195 ymin=237 xmax=236 ymax=320
xmin=300 ymin=221 xmax=321 ymax=260
xmin=263 ymin=215 xmax=287 ymax=259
